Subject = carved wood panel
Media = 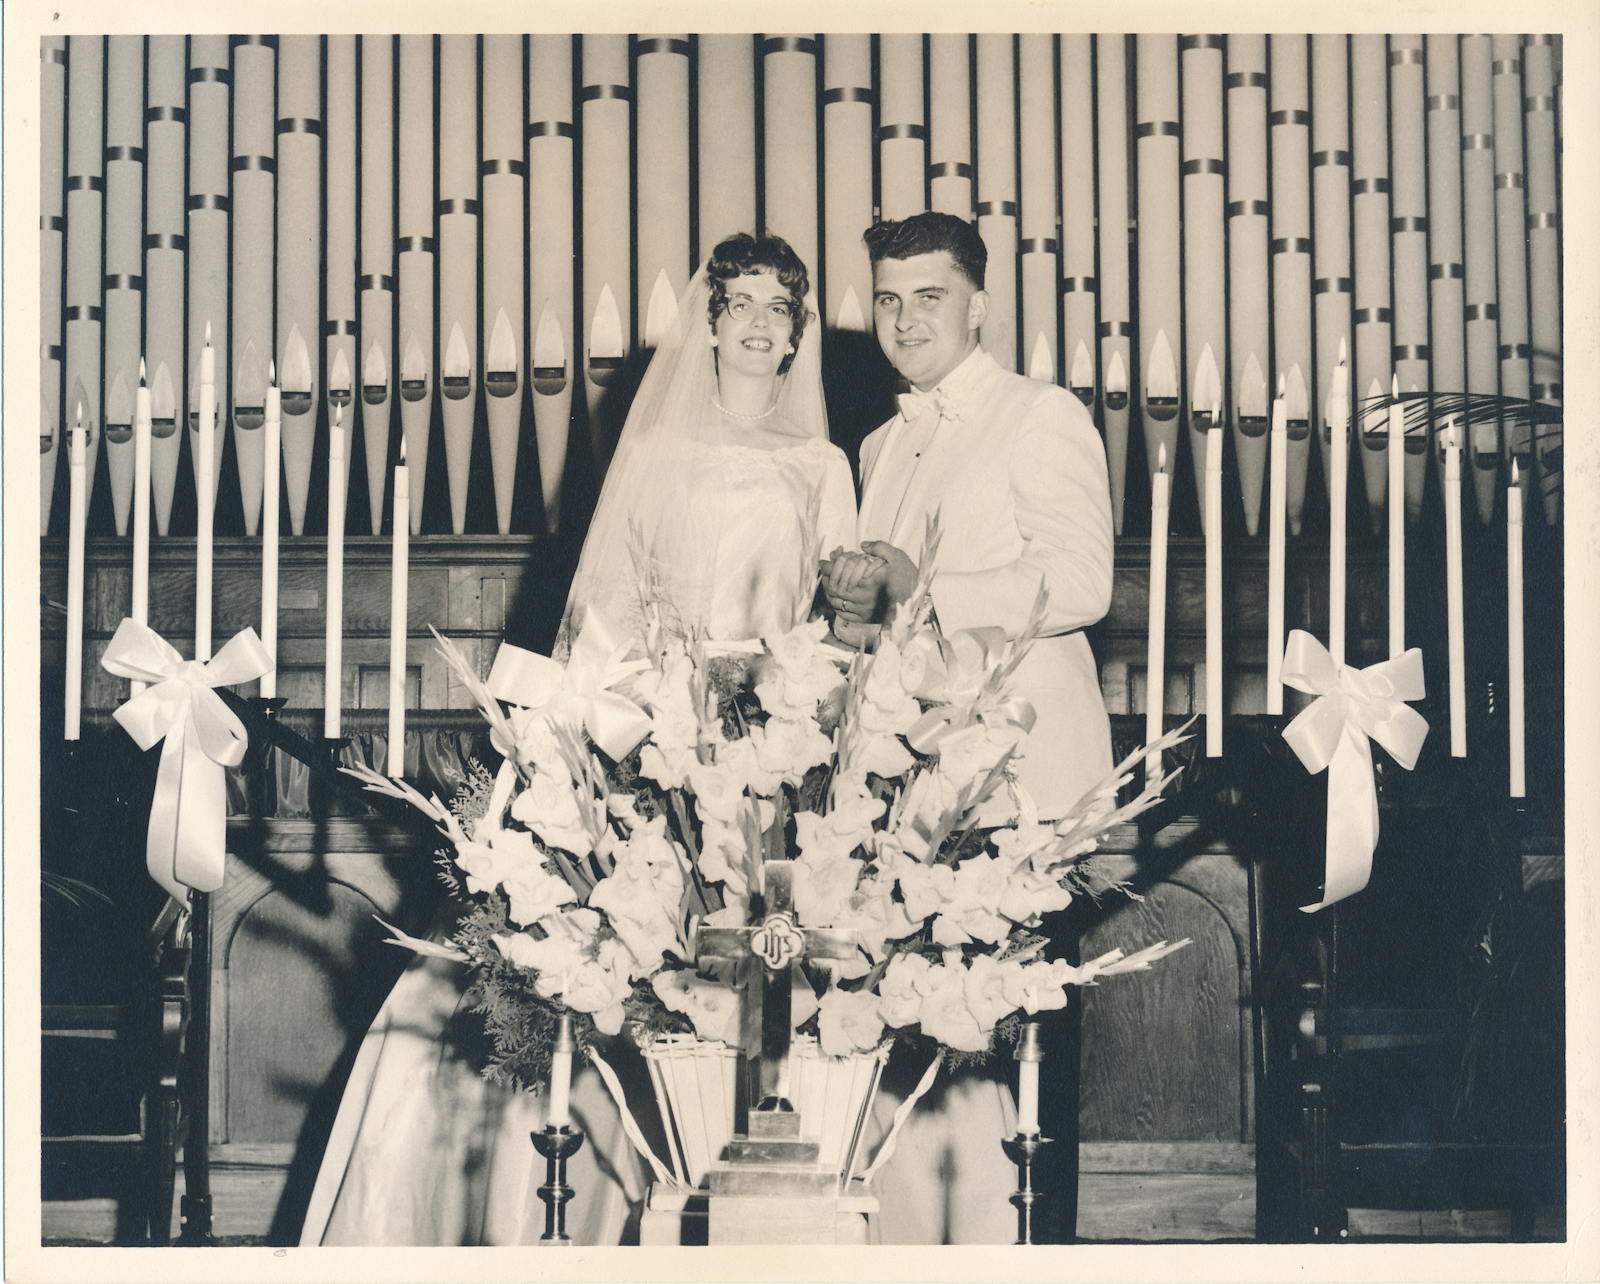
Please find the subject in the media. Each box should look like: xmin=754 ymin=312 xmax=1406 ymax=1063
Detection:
xmin=210 ymin=822 xmax=439 ymax=1147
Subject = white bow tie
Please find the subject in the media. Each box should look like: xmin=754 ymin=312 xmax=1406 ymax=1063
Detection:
xmin=898 ymin=385 xmax=959 ymax=424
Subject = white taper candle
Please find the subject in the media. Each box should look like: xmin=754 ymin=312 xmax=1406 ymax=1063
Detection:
xmin=197 ymin=328 xmax=215 ymax=662
xmin=261 ymin=365 xmax=281 ymax=698
xmin=548 ymin=1011 xmax=575 ymax=1129
xmin=1328 ymin=345 xmax=1348 ymax=667
xmin=1267 ymin=380 xmax=1288 ymax=714
xmin=1508 ymin=460 xmax=1524 ymax=796
xmin=132 ymin=362 xmax=151 ymax=625
xmin=1444 ymin=422 xmax=1466 ymax=756
xmin=131 ymin=363 xmax=152 ymax=697
xmin=1146 ymin=443 xmax=1171 ymax=779
xmin=65 ymin=416 xmax=87 ymax=740
xmin=388 ymin=438 xmax=410 ymax=777
xmin=1015 ymin=1021 xmax=1043 ymax=1137
xmin=326 ymin=406 xmax=346 ymax=739
xmin=1017 ymin=1060 xmax=1039 ymax=1137
xmin=1388 ymin=374 xmax=1405 ymax=658
xmin=1206 ymin=420 xmax=1223 ymax=756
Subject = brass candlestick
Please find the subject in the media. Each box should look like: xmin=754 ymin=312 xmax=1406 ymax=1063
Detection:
xmin=1002 ymin=1021 xmax=1051 ymax=1244
xmin=531 ymin=1014 xmax=583 ymax=1244
xmin=1001 ymin=1133 xmax=1053 ymax=1246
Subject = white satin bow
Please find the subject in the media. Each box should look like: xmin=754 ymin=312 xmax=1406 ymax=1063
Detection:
xmin=900 ymin=626 xmax=1036 ymax=754
xmin=1280 ymin=629 xmax=1429 ymax=912
xmin=486 ymin=609 xmax=653 ymax=763
xmin=100 ymin=618 xmax=273 ymax=902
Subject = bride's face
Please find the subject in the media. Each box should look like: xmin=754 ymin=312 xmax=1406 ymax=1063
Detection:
xmin=713 ymin=272 xmax=796 ymax=380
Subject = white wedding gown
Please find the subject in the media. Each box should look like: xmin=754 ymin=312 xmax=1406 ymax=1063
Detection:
xmin=299 ymin=435 xmax=857 ymax=1247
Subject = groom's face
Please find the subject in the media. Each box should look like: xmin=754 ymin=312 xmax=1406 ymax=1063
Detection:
xmin=870 ymin=251 xmax=989 ymax=392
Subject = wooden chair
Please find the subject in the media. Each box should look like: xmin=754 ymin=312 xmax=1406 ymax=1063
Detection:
xmin=1255 ymin=788 xmax=1565 ymax=1242
xmin=42 ymin=906 xmax=191 ymax=1245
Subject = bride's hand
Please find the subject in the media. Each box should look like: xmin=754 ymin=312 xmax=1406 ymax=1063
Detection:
xmin=823 ymin=550 xmax=888 ymax=622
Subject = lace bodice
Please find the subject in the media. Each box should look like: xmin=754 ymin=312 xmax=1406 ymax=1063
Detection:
xmin=562 ymin=434 xmax=857 ymax=654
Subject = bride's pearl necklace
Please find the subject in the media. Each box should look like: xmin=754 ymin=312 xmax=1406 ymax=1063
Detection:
xmin=712 ymin=395 xmax=777 ymax=421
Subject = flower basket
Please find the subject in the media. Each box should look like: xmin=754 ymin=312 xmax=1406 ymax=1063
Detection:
xmin=640 ymin=1035 xmax=740 ymax=1189
xmin=345 ymin=527 xmax=1196 ymax=1200
xmin=641 ymin=1033 xmax=889 ymax=1192
xmin=778 ymin=1036 xmax=890 ymax=1186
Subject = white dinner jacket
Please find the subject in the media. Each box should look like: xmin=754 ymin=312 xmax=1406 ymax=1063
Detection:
xmin=857 ymin=345 xmax=1114 ymax=818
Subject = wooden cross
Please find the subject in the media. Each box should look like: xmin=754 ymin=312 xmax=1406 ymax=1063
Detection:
xmin=696 ymin=860 xmax=857 ymax=1110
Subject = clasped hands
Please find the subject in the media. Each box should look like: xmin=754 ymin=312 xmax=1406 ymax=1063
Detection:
xmin=822 ymin=541 xmax=919 ymax=626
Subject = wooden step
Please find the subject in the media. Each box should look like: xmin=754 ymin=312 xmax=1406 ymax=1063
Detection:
xmin=727 ymin=1137 xmax=821 ymax=1166
xmin=743 ymin=1111 xmax=802 ymax=1139
xmin=707 ymin=1165 xmax=838 ymax=1197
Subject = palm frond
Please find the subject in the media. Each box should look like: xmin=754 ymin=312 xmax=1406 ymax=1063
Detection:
xmin=1354 ymin=389 xmax=1564 ymax=438
xmin=42 ymin=871 xmax=113 ymax=909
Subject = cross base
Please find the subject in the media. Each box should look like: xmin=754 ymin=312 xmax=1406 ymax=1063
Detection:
xmin=641 ymin=1106 xmax=877 ymax=1245
xmin=639 ymin=1187 xmax=878 ymax=1247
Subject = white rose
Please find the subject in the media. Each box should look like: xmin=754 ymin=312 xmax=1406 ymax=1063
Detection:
xmin=818 ymin=986 xmax=886 ymax=1057
xmin=511 ymin=769 xmax=595 ymax=858
xmin=792 ymin=852 xmax=863 ymax=927
xmin=651 ymin=970 xmax=745 ymax=1045
xmin=512 ymin=712 xmax=569 ymax=775
xmin=850 ymin=731 xmax=916 ymax=781
xmin=1000 ymin=958 xmax=1073 ymax=1015
xmin=638 ymin=741 xmax=694 ymax=791
xmin=685 ymin=758 xmax=749 ymax=825
xmin=896 ymin=861 xmax=956 ymax=923
xmin=563 ymin=938 xmax=634 ymax=1034
xmin=915 ymin=962 xmax=989 ymax=1052
xmin=694 ymin=817 xmax=750 ymax=896
xmin=502 ymin=857 xmax=580 ymax=928
xmin=752 ymin=716 xmax=832 ymax=784
xmin=713 ymin=733 xmax=783 ymax=798
xmin=877 ymin=952 xmax=934 ymax=1030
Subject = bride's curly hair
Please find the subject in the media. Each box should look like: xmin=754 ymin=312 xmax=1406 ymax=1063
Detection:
xmin=706 ymin=232 xmax=811 ymax=375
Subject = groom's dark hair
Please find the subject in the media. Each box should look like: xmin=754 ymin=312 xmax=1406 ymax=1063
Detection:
xmin=706 ymin=232 xmax=811 ymax=374
xmin=863 ymin=212 xmax=987 ymax=289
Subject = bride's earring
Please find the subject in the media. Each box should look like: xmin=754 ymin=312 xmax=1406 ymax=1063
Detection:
xmin=709 ymin=334 xmax=718 ymax=348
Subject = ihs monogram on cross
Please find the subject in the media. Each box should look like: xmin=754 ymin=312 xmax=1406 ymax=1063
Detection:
xmin=695 ymin=859 xmax=857 ymax=1111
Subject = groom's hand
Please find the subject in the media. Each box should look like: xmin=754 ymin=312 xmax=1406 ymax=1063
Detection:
xmin=861 ymin=542 xmax=919 ymax=606
xmin=824 ymin=543 xmax=918 ymax=624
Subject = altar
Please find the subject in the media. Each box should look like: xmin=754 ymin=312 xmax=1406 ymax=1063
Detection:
xmin=33 ymin=24 xmax=1569 ymax=1253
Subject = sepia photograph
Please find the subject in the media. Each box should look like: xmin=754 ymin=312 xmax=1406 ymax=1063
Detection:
xmin=8 ymin=0 xmax=1596 ymax=1279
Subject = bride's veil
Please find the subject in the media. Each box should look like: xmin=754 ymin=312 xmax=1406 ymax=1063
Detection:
xmin=556 ymin=255 xmax=829 ymax=653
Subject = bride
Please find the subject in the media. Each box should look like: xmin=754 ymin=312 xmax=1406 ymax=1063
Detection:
xmin=299 ymin=234 xmax=855 ymax=1246
xmin=562 ymin=233 xmax=854 ymax=651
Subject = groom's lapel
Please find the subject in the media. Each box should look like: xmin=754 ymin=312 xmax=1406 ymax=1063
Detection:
xmin=859 ymin=415 xmax=914 ymax=541
xmin=888 ymin=414 xmax=973 ymax=549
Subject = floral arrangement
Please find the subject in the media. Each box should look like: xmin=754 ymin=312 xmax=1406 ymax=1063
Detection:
xmin=347 ymin=525 xmax=1191 ymax=1090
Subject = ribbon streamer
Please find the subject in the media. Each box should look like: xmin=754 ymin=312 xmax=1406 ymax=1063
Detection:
xmin=587 ymin=1042 xmax=682 ymax=1190
xmin=856 ymin=1046 xmax=944 ymax=1184
xmin=487 ymin=607 xmax=653 ymax=762
xmin=100 ymin=617 xmax=273 ymax=901
xmin=902 ymin=627 xmax=1036 ymax=754
xmin=1279 ymin=628 xmax=1428 ymax=912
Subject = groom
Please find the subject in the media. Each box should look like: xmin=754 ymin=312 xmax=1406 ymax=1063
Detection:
xmin=827 ymin=211 xmax=1114 ymax=821
xmin=825 ymin=212 xmax=1115 ymax=1244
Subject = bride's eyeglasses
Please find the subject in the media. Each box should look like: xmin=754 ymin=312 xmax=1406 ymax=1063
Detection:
xmin=724 ymin=295 xmax=795 ymax=324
